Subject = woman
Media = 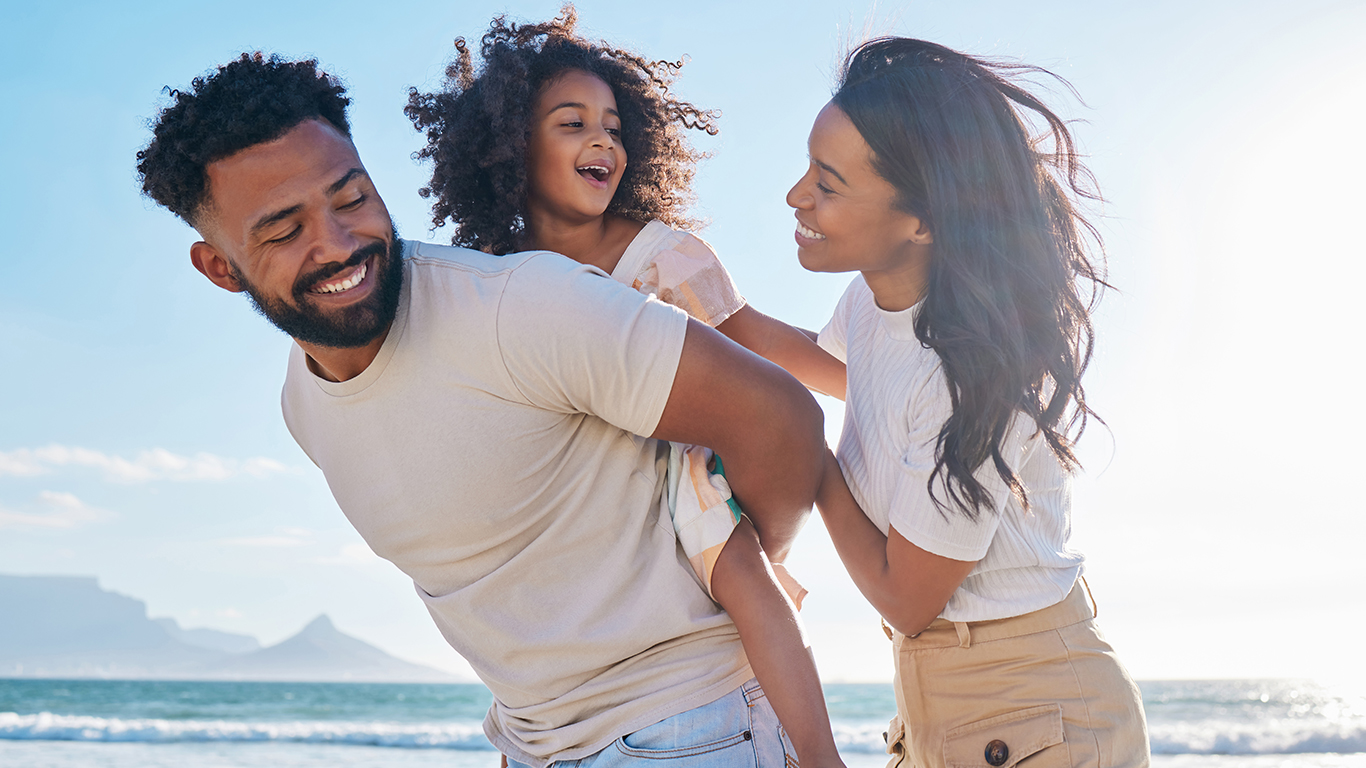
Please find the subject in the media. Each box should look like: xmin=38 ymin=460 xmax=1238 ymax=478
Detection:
xmin=790 ymin=38 xmax=1150 ymax=767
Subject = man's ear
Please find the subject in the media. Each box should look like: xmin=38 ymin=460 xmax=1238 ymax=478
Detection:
xmin=189 ymin=241 xmax=245 ymax=293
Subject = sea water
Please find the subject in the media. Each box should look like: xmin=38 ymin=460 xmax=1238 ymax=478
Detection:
xmin=1 ymin=679 xmax=1363 ymax=767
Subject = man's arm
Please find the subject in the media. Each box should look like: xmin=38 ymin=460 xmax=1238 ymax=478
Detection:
xmin=651 ymin=319 xmax=825 ymax=561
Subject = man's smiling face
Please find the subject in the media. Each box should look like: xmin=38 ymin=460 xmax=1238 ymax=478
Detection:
xmin=191 ymin=119 xmax=403 ymax=350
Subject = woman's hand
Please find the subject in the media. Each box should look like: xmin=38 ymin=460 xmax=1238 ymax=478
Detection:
xmin=815 ymin=449 xmax=976 ymax=637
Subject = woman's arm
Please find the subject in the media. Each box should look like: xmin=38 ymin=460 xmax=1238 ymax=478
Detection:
xmin=717 ymin=305 xmax=847 ymax=400
xmin=815 ymin=449 xmax=975 ymax=637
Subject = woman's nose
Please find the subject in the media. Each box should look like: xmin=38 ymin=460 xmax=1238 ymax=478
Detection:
xmin=786 ymin=171 xmax=814 ymax=209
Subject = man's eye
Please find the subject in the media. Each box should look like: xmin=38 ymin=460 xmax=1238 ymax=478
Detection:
xmin=267 ymin=227 xmax=300 ymax=245
xmin=340 ymin=194 xmax=366 ymax=210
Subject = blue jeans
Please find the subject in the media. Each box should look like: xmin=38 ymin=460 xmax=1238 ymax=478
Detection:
xmin=509 ymin=678 xmax=796 ymax=768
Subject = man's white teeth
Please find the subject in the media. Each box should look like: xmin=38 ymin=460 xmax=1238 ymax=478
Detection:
xmin=797 ymin=222 xmax=826 ymax=241
xmin=314 ymin=262 xmax=367 ymax=294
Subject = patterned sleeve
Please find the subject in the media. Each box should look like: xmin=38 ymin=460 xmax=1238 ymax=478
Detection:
xmin=630 ymin=233 xmax=745 ymax=328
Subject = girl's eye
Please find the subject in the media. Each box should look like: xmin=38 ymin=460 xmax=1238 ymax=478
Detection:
xmin=562 ymin=121 xmax=583 ymax=128
xmin=606 ymin=127 xmax=620 ymax=136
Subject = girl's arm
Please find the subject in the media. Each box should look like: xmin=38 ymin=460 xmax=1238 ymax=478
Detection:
xmin=711 ymin=517 xmax=846 ymax=768
xmin=717 ymin=305 xmax=847 ymax=400
xmin=815 ymin=450 xmax=976 ymax=637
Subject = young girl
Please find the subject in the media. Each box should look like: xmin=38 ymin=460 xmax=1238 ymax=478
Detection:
xmin=406 ymin=8 xmax=846 ymax=767
xmin=789 ymin=39 xmax=1150 ymax=767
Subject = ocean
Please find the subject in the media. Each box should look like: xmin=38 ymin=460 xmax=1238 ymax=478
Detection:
xmin=1 ymin=678 xmax=1363 ymax=767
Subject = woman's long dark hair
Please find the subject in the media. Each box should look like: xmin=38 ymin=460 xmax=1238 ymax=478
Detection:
xmin=834 ymin=38 xmax=1107 ymax=520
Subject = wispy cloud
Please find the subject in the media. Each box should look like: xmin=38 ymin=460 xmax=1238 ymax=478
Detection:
xmin=0 ymin=445 xmax=293 ymax=483
xmin=0 ymin=491 xmax=112 ymax=530
xmin=311 ymin=543 xmax=382 ymax=566
xmin=220 ymin=526 xmax=313 ymax=548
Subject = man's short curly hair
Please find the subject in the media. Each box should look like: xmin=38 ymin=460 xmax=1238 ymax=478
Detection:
xmin=137 ymin=52 xmax=351 ymax=227
xmin=405 ymin=5 xmax=718 ymax=255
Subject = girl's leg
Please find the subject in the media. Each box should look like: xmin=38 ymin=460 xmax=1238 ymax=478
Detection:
xmin=711 ymin=517 xmax=846 ymax=768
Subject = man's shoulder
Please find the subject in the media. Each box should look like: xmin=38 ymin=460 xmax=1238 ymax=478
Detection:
xmin=404 ymin=240 xmax=594 ymax=282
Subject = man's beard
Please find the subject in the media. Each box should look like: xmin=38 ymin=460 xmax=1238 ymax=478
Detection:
xmin=232 ymin=225 xmax=405 ymax=349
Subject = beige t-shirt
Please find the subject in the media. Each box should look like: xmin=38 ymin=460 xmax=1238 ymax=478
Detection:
xmin=281 ymin=242 xmax=751 ymax=766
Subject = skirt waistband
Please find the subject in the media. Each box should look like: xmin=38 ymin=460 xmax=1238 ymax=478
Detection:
xmin=890 ymin=580 xmax=1096 ymax=650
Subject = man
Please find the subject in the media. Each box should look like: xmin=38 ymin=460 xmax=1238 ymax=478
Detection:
xmin=137 ymin=53 xmax=825 ymax=767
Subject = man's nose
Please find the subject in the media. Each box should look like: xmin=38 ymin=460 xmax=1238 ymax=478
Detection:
xmin=310 ymin=210 xmax=360 ymax=263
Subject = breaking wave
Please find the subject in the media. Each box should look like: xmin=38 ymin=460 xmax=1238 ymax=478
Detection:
xmin=0 ymin=712 xmax=490 ymax=749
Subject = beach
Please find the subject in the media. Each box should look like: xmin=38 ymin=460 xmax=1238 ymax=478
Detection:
xmin=3 ymin=679 xmax=1364 ymax=766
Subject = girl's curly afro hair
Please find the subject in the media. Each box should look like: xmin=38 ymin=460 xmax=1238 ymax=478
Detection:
xmin=405 ymin=5 xmax=718 ymax=255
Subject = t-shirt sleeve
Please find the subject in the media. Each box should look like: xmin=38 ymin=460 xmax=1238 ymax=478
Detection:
xmin=495 ymin=252 xmax=688 ymax=438
xmin=631 ymin=233 xmax=745 ymax=328
xmin=887 ymin=366 xmax=1006 ymax=562
xmin=816 ymin=276 xmax=863 ymax=364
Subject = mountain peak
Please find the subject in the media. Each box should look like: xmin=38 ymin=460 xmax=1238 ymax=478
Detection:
xmin=300 ymin=614 xmax=336 ymax=636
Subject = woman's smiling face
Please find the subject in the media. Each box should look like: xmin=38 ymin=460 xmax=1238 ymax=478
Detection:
xmin=786 ymin=102 xmax=932 ymax=310
xmin=524 ymin=69 xmax=627 ymax=226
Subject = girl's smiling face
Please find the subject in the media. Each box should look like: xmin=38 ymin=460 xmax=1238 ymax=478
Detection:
xmin=786 ymin=102 xmax=933 ymax=311
xmin=525 ymin=69 xmax=627 ymax=227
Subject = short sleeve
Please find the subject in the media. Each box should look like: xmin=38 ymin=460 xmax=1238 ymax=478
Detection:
xmin=631 ymin=233 xmax=745 ymax=328
xmin=817 ymin=276 xmax=864 ymax=364
xmin=886 ymin=367 xmax=1003 ymax=562
xmin=495 ymin=253 xmax=689 ymax=438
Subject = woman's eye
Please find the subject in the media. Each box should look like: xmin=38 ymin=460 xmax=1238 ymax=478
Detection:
xmin=816 ymin=182 xmax=835 ymax=195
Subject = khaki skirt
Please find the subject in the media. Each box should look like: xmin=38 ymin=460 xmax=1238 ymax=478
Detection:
xmin=884 ymin=583 xmax=1149 ymax=768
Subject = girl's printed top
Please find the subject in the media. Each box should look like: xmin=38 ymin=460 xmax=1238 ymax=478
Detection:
xmin=611 ymin=220 xmax=746 ymax=328
xmin=610 ymin=220 xmax=806 ymax=608
xmin=818 ymin=275 xmax=1083 ymax=622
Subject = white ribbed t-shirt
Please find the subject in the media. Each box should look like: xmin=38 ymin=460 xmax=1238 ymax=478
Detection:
xmin=818 ymin=276 xmax=1084 ymax=622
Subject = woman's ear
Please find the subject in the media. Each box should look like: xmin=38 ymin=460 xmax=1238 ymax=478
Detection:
xmin=189 ymin=241 xmax=245 ymax=293
xmin=907 ymin=215 xmax=933 ymax=245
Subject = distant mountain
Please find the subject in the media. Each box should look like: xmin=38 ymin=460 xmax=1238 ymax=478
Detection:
xmin=0 ymin=574 xmax=461 ymax=682
xmin=153 ymin=617 xmax=261 ymax=655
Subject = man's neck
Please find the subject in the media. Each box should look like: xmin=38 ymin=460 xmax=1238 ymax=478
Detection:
xmin=299 ymin=324 xmax=392 ymax=383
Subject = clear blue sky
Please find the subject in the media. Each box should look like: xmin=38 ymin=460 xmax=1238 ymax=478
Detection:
xmin=2 ymin=0 xmax=1363 ymax=683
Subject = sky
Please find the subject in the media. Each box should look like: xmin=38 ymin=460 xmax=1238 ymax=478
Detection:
xmin=2 ymin=0 xmax=1364 ymax=685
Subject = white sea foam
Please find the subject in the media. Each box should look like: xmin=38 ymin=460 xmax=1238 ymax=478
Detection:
xmin=832 ymin=722 xmax=890 ymax=753
xmin=1149 ymin=719 xmax=1366 ymax=755
xmin=0 ymin=712 xmax=490 ymax=749
xmin=6 ymin=711 xmax=1366 ymax=756
xmin=830 ymin=720 xmax=1366 ymax=756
